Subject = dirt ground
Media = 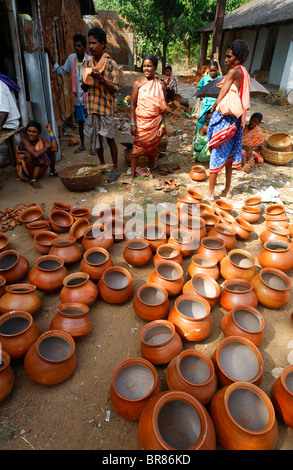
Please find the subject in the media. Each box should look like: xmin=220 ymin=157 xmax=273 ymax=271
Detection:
xmin=0 ymin=71 xmax=293 ymax=451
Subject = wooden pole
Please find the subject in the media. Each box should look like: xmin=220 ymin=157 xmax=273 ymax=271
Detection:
xmin=211 ymin=0 xmax=227 ymax=59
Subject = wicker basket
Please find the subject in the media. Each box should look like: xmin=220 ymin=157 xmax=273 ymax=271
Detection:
xmin=59 ymin=164 xmax=102 ymax=191
xmin=267 ymin=133 xmax=292 ymax=152
xmin=260 ymin=141 xmax=293 ymax=165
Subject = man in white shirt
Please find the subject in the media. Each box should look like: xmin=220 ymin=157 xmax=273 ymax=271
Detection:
xmin=0 ymin=80 xmax=20 ymax=130
xmin=45 ymin=34 xmax=91 ymax=153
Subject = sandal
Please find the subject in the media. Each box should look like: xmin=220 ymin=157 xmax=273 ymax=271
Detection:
xmin=49 ymin=171 xmax=59 ymax=176
xmin=107 ymin=170 xmax=120 ymax=182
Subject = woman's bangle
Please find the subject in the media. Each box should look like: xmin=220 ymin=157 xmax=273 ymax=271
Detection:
xmin=50 ymin=136 xmax=56 ymax=141
xmin=49 ymin=132 xmax=54 ymax=136
xmin=161 ymin=122 xmax=166 ymax=128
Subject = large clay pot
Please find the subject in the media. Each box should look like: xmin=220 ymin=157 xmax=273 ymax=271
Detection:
xmin=0 ymin=250 xmax=29 ymax=284
xmin=156 ymin=211 xmax=178 ymax=236
xmin=212 ymin=336 xmax=263 ymax=387
xmin=265 ymin=203 xmax=286 ymax=219
xmin=168 ymin=293 xmax=212 ymax=341
xmin=217 ymin=209 xmax=235 ymax=225
xmin=49 ymin=236 xmax=83 ymax=265
xmin=259 ymin=225 xmax=290 ymax=244
xmin=139 ymin=319 xmax=182 ymax=365
xmin=189 ymin=164 xmax=207 ymax=181
xmin=220 ymin=279 xmax=258 ymax=311
xmin=168 ymin=228 xmax=197 ymax=257
xmin=196 ymin=236 xmax=227 ymax=263
xmin=0 ymin=233 xmax=10 ymax=253
xmin=153 ymin=244 xmax=183 ymax=267
xmin=49 ymin=209 xmax=74 ymax=233
xmin=133 ymin=283 xmax=170 ymax=321
xmin=166 ymin=349 xmax=218 ymax=405
xmin=221 ymin=305 xmax=265 ymax=346
xmin=244 ymin=196 xmax=263 ymax=210
xmin=105 ymin=217 xmax=126 ymax=242
xmin=210 ymin=382 xmax=278 ymax=450
xmin=0 ymin=275 xmax=6 ymax=298
xmin=82 ymin=224 xmax=114 ymax=251
xmin=29 ymin=255 xmax=68 ymax=293
xmin=60 ymin=272 xmax=98 ymax=307
xmin=180 ymin=216 xmax=207 ymax=241
xmin=0 ymin=311 xmax=40 ymax=360
xmin=0 ymin=350 xmax=14 ymax=404
xmin=143 ymin=224 xmax=167 ymax=253
xmin=220 ymin=249 xmax=256 ymax=281
xmin=79 ymin=247 xmax=113 ymax=281
xmin=24 ymin=330 xmax=76 ymax=385
xmin=19 ymin=206 xmax=44 ymax=226
xmin=98 ymin=266 xmax=134 ymax=304
xmin=187 ymin=254 xmax=219 ymax=280
xmin=271 ymin=364 xmax=293 ymax=427
xmin=123 ymin=239 xmax=152 ymax=267
xmin=110 ymin=357 xmax=161 ymax=420
xmin=258 ymin=240 xmax=293 ymax=272
xmin=183 ymin=274 xmax=220 ymax=309
xmin=212 ymin=199 xmax=233 ymax=215
xmin=33 ymin=231 xmax=58 ymax=254
xmin=208 ymin=223 xmax=236 ymax=250
xmin=250 ymin=267 xmax=291 ymax=309
xmin=50 ymin=303 xmax=92 ymax=339
xmin=69 ymin=218 xmax=90 ymax=241
xmin=182 ymin=189 xmax=204 ymax=204
xmin=0 ymin=283 xmax=41 ymax=316
xmin=239 ymin=205 xmax=261 ymax=223
xmin=148 ymin=260 xmax=184 ymax=297
xmin=138 ymin=390 xmax=216 ymax=450
xmin=27 ymin=220 xmax=51 ymax=237
xmin=70 ymin=206 xmax=90 ymax=220
xmin=231 ymin=217 xmax=254 ymax=240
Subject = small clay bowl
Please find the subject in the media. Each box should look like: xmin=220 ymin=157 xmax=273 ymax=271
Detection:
xmin=52 ymin=202 xmax=72 ymax=212
xmin=27 ymin=220 xmax=51 ymax=237
xmin=34 ymin=231 xmax=58 ymax=254
xmin=70 ymin=207 xmax=90 ymax=221
xmin=19 ymin=206 xmax=44 ymax=226
xmin=49 ymin=210 xmax=74 ymax=233
xmin=0 ymin=233 xmax=10 ymax=253
xmin=69 ymin=218 xmax=90 ymax=240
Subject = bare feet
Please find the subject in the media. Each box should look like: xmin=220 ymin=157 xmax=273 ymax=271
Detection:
xmin=31 ymin=180 xmax=42 ymax=189
xmin=220 ymin=189 xmax=232 ymax=199
xmin=205 ymin=191 xmax=215 ymax=201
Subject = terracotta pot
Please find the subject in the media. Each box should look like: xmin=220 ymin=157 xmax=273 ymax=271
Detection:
xmin=60 ymin=272 xmax=98 ymax=307
xmin=271 ymin=364 xmax=293 ymax=427
xmin=19 ymin=206 xmax=44 ymax=226
xmin=259 ymin=225 xmax=290 ymax=244
xmin=210 ymin=382 xmax=278 ymax=450
xmin=0 ymin=311 xmax=40 ymax=360
xmin=105 ymin=217 xmax=126 ymax=242
xmin=148 ymin=260 xmax=184 ymax=297
xmin=258 ymin=240 xmax=293 ymax=272
xmin=187 ymin=254 xmax=219 ymax=280
xmin=166 ymin=349 xmax=218 ymax=405
xmin=69 ymin=217 xmax=90 ymax=241
xmin=123 ymin=239 xmax=152 ymax=267
xmin=133 ymin=283 xmax=170 ymax=321
xmin=168 ymin=228 xmax=196 ymax=257
xmin=0 ymin=275 xmax=6 ymax=298
xmin=179 ymin=202 xmax=200 ymax=221
xmin=196 ymin=236 xmax=227 ymax=263
xmin=70 ymin=206 xmax=90 ymax=220
xmin=180 ymin=216 xmax=207 ymax=246
xmin=212 ymin=199 xmax=233 ymax=215
xmin=231 ymin=217 xmax=254 ymax=240
xmin=265 ymin=203 xmax=286 ymax=218
xmin=49 ymin=236 xmax=83 ymax=265
xmin=182 ymin=189 xmax=204 ymax=204
xmin=208 ymin=223 xmax=236 ymax=250
xmin=189 ymin=164 xmax=207 ymax=181
xmin=200 ymin=213 xmax=220 ymax=233
xmin=139 ymin=319 xmax=182 ymax=365
xmin=52 ymin=201 xmax=71 ymax=212
xmin=27 ymin=220 xmax=51 ymax=237
xmin=96 ymin=207 xmax=122 ymax=224
xmin=288 ymin=224 xmax=293 ymax=238
xmin=49 ymin=209 xmax=74 ymax=233
xmin=98 ymin=266 xmax=134 ymax=304
xmin=250 ymin=267 xmax=291 ymax=309
xmin=24 ymin=330 xmax=76 ymax=385
xmin=217 ymin=209 xmax=235 ymax=225
xmin=80 ymin=247 xmax=113 ymax=281
xmin=50 ymin=303 xmax=92 ymax=339
xmin=153 ymin=244 xmax=183 ymax=267
xmin=244 ymin=196 xmax=263 ymax=209
xmin=33 ymin=231 xmax=58 ymax=254
xmin=138 ymin=390 xmax=216 ymax=450
xmin=81 ymin=224 xmax=114 ymax=251
xmin=212 ymin=336 xmax=263 ymax=387
xmin=29 ymin=255 xmax=68 ymax=293
xmin=0 ymin=350 xmax=14 ymax=404
xmin=220 ymin=249 xmax=256 ymax=281
xmin=143 ymin=224 xmax=167 ymax=252
xmin=183 ymin=274 xmax=220 ymax=309
xmin=0 ymin=283 xmax=41 ymax=316
xmin=220 ymin=279 xmax=258 ymax=311
xmin=0 ymin=250 xmax=29 ymax=284
xmin=0 ymin=233 xmax=10 ymax=253
xmin=221 ymin=305 xmax=265 ymax=346
xmin=199 ymin=203 xmax=215 ymax=215
xmin=168 ymin=293 xmax=212 ymax=341
xmin=156 ymin=211 xmax=178 ymax=236
xmin=239 ymin=205 xmax=261 ymax=223
xmin=265 ymin=216 xmax=289 ymax=228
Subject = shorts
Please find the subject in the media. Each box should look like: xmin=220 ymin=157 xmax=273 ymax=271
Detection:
xmin=84 ymin=114 xmax=115 ymax=150
xmin=75 ymin=105 xmax=87 ymax=122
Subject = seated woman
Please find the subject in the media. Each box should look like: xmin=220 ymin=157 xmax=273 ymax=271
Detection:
xmin=242 ymin=112 xmax=264 ymax=171
xmin=196 ymin=61 xmax=220 ymax=134
xmin=16 ymin=121 xmax=58 ymax=189
xmin=193 ymin=111 xmax=212 ymax=163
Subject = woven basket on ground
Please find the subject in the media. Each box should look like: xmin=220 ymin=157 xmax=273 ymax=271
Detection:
xmin=267 ymin=133 xmax=292 ymax=153
xmin=260 ymin=141 xmax=293 ymax=165
xmin=59 ymin=164 xmax=102 ymax=191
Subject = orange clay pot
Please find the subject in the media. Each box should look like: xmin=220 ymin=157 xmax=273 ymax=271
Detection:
xmin=180 ymin=216 xmax=207 ymax=241
xmin=69 ymin=217 xmax=90 ymax=241
xmin=258 ymin=240 xmax=293 ymax=272
xmin=231 ymin=217 xmax=254 ymax=240
xmin=0 ymin=250 xmax=29 ymax=284
xmin=50 ymin=303 xmax=92 ymax=339
xmin=0 ymin=283 xmax=41 ymax=316
xmin=156 ymin=211 xmax=178 ymax=236
xmin=212 ymin=199 xmax=233 ymax=215
xmin=239 ymin=205 xmax=261 ymax=223
xmin=189 ymin=164 xmax=207 ymax=181
xmin=132 ymin=283 xmax=170 ymax=321
xmin=182 ymin=189 xmax=204 ymax=204
xmin=271 ymin=364 xmax=293 ymax=427
xmin=33 ymin=231 xmax=58 ymax=255
xmin=79 ymin=247 xmax=113 ymax=281
xmin=69 ymin=206 xmax=90 ymax=220
xmin=139 ymin=319 xmax=182 ymax=365
xmin=0 ymin=350 xmax=14 ymax=404
xmin=187 ymin=254 xmax=219 ymax=280
xmin=221 ymin=305 xmax=265 ymax=346
xmin=153 ymin=244 xmax=183 ymax=267
xmin=220 ymin=279 xmax=258 ymax=311
xmin=123 ymin=239 xmax=152 ymax=267
xmin=148 ymin=260 xmax=184 ymax=297
xmin=82 ymin=224 xmax=114 ymax=251
xmin=60 ymin=272 xmax=98 ymax=307
xmin=183 ymin=274 xmax=220 ymax=309
xmin=168 ymin=228 xmax=196 ymax=257
xmin=49 ymin=209 xmax=74 ymax=232
xmin=29 ymin=255 xmax=68 ymax=293
xmin=259 ymin=225 xmax=290 ymax=244
xmin=220 ymin=249 xmax=256 ymax=281
xmin=0 ymin=310 xmax=40 ymax=360
xmin=49 ymin=236 xmax=83 ymax=265
xmin=0 ymin=275 xmax=6 ymax=298
xmin=196 ymin=236 xmax=227 ymax=263
xmin=250 ymin=267 xmax=291 ymax=309
xmin=27 ymin=220 xmax=51 ymax=237
xmin=98 ymin=266 xmax=134 ymax=304
xmin=208 ymin=223 xmax=236 ymax=250
xmin=0 ymin=233 xmax=10 ymax=253
xmin=143 ymin=224 xmax=167 ymax=253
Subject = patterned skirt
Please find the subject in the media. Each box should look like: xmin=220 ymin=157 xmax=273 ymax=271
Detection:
xmin=16 ymin=150 xmax=51 ymax=182
xmin=132 ymin=128 xmax=167 ymax=158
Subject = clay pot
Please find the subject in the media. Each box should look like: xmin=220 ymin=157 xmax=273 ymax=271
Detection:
xmin=168 ymin=228 xmax=196 ymax=257
xmin=19 ymin=206 xmax=44 ymax=226
xmin=220 ymin=279 xmax=258 ymax=311
xmin=138 ymin=390 xmax=216 ymax=450
xmin=210 ymin=381 xmax=278 ymax=450
xmin=189 ymin=164 xmax=207 ymax=181
xmin=0 ymin=233 xmax=10 ymax=253
xmin=148 ymin=260 xmax=184 ymax=297
xmin=271 ymin=364 xmax=293 ymax=427
xmin=133 ymin=283 xmax=170 ymax=321
xmin=250 ymin=267 xmax=291 ymax=309
xmin=239 ymin=205 xmax=261 ymax=223
xmin=196 ymin=236 xmax=227 ymax=263
xmin=80 ymin=247 xmax=113 ymax=281
xmin=220 ymin=249 xmax=256 ymax=281
xmin=221 ymin=305 xmax=265 ymax=346
xmin=288 ymin=224 xmax=293 ymax=238
xmin=69 ymin=218 xmax=90 ymax=240
xmin=183 ymin=274 xmax=220 ymax=309
xmin=180 ymin=215 xmax=207 ymax=241
xmin=259 ymin=225 xmax=290 ymax=244
xmin=98 ymin=266 xmax=134 ymax=304
xmin=265 ymin=203 xmax=286 ymax=218
xmin=0 ymin=350 xmax=14 ymax=404
xmin=81 ymin=224 xmax=114 ymax=251
xmin=265 ymin=216 xmax=289 ymax=228
xmin=208 ymin=223 xmax=236 ymax=250
xmin=153 ymin=244 xmax=183 ymax=267
xmin=0 ymin=250 xmax=29 ymax=284
xmin=33 ymin=231 xmax=58 ymax=254
xmin=168 ymin=293 xmax=212 ymax=341
xmin=199 ymin=203 xmax=215 ymax=215
xmin=213 ymin=199 xmax=233 ymax=215
xmin=52 ymin=201 xmax=71 ymax=212
xmin=50 ymin=303 xmax=92 ymax=339
xmin=110 ymin=357 xmax=161 ymax=421
xmin=258 ymin=240 xmax=293 ymax=272
xmin=70 ymin=206 xmax=90 ymax=220
xmin=0 ymin=283 xmax=41 ymax=316
xmin=105 ymin=217 xmax=126 ymax=242
xmin=166 ymin=349 xmax=218 ymax=405
xmin=139 ymin=319 xmax=182 ymax=365
xmin=0 ymin=311 xmax=40 ymax=360
xmin=96 ymin=207 xmax=122 ymax=224
xmin=187 ymin=254 xmax=219 ymax=280
xmin=231 ymin=217 xmax=254 ymax=240
xmin=24 ymin=330 xmax=76 ymax=385
xmin=179 ymin=202 xmax=200 ymax=221
xmin=143 ymin=224 xmax=167 ymax=253
xmin=0 ymin=275 xmax=6 ymax=298
xmin=27 ymin=220 xmax=51 ymax=237
xmin=212 ymin=336 xmax=263 ymax=387
xmin=29 ymin=255 xmax=68 ymax=293
xmin=60 ymin=272 xmax=98 ymax=307
xmin=49 ymin=236 xmax=83 ymax=265
xmin=123 ymin=239 xmax=152 ymax=267
xmin=156 ymin=211 xmax=178 ymax=236
xmin=182 ymin=189 xmax=204 ymax=204
xmin=244 ymin=196 xmax=263 ymax=209
xmin=200 ymin=213 xmax=220 ymax=233
xmin=49 ymin=209 xmax=74 ymax=233
xmin=217 ymin=209 xmax=235 ymax=225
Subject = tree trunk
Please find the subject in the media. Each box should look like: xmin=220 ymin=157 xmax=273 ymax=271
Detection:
xmin=211 ymin=0 xmax=227 ymax=59
xmin=186 ymin=40 xmax=191 ymax=68
xmin=162 ymin=40 xmax=167 ymax=73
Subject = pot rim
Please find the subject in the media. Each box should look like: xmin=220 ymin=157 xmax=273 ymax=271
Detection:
xmin=136 ymin=283 xmax=168 ymax=307
xmin=174 ymin=293 xmax=211 ymax=319
xmin=143 ymin=224 xmax=166 ymax=240
xmin=190 ymin=274 xmax=220 ymax=300
xmin=191 ymin=164 xmax=205 ymax=172
xmin=191 ymin=254 xmax=218 ymax=268
xmin=35 ymin=254 xmax=65 ymax=271
xmin=263 ymin=240 xmax=290 ymax=252
xmin=228 ymin=249 xmax=255 ymax=268
xmin=70 ymin=206 xmax=90 ymax=215
xmin=63 ymin=272 xmax=90 ymax=288
xmin=266 ymin=225 xmax=289 ymax=236
xmin=83 ymin=246 xmax=110 ymax=265
xmin=169 ymin=228 xmax=194 ymax=244
xmin=155 ymin=260 xmax=184 ymax=281
xmin=5 ymin=283 xmax=36 ymax=294
xmin=69 ymin=217 xmax=90 ymax=238
xmin=241 ymin=205 xmax=261 ymax=214
xmin=186 ymin=189 xmax=204 ymax=200
xmin=244 ymin=196 xmax=262 ymax=205
xmin=158 ymin=211 xmax=179 ymax=225
xmin=175 ymin=349 xmax=216 ymax=388
xmin=0 ymin=274 xmax=6 ymax=287
xmin=102 ymin=266 xmax=132 ymax=290
xmin=19 ymin=206 xmax=44 ymax=224
xmin=125 ymin=239 xmax=150 ymax=250
xmin=214 ymin=222 xmax=236 ymax=237
xmin=51 ymin=236 xmax=77 ymax=248
xmin=214 ymin=199 xmax=233 ymax=212
xmin=139 ymin=319 xmax=176 ymax=347
xmin=35 ymin=329 xmax=76 ymax=363
xmin=57 ymin=302 xmax=90 ymax=317
xmin=0 ymin=249 xmax=20 ymax=272
xmin=49 ymin=209 xmax=74 ymax=227
xmin=223 ymin=278 xmax=253 ymax=293
xmin=27 ymin=220 xmax=49 ymax=229
xmin=259 ymin=267 xmax=291 ymax=291
xmin=156 ymin=244 xmax=181 ymax=260
xmin=34 ymin=231 xmax=58 ymax=245
xmin=84 ymin=223 xmax=110 ymax=240
xmin=0 ymin=350 xmax=11 ymax=372
xmin=265 ymin=204 xmax=285 ymax=215
xmin=53 ymin=201 xmax=72 ymax=211
xmin=234 ymin=217 xmax=254 ymax=232
xmin=201 ymin=236 xmax=225 ymax=250
xmin=230 ymin=304 xmax=265 ymax=334
xmin=0 ymin=310 xmax=33 ymax=338
xmin=279 ymin=364 xmax=293 ymax=397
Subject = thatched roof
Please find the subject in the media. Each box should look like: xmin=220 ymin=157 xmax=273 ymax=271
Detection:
xmin=196 ymin=0 xmax=293 ymax=33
